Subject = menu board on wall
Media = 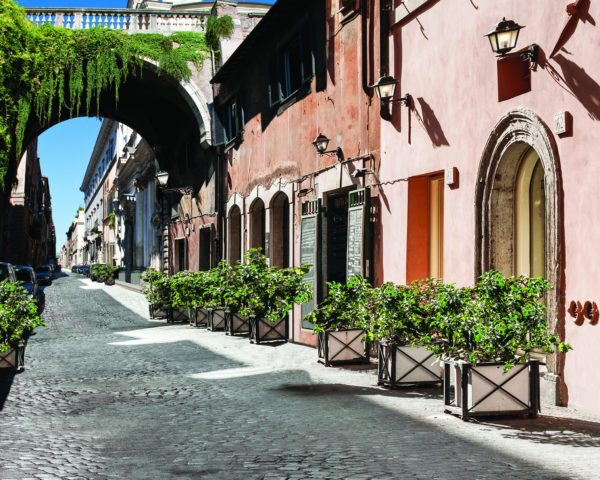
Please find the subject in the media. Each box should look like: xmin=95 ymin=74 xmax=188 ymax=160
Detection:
xmin=300 ymin=201 xmax=319 ymax=327
xmin=346 ymin=206 xmax=363 ymax=279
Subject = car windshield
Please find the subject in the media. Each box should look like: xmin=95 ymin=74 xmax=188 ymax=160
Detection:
xmin=0 ymin=266 xmax=9 ymax=281
xmin=15 ymin=269 xmax=33 ymax=282
xmin=36 ymin=266 xmax=51 ymax=273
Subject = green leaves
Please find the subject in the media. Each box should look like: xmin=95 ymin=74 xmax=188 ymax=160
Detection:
xmin=0 ymin=280 xmax=44 ymax=353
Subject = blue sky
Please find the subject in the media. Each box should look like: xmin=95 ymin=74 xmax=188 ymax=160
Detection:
xmin=16 ymin=0 xmax=274 ymax=254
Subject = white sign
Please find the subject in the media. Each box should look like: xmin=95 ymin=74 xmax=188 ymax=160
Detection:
xmin=553 ymin=111 xmax=567 ymax=135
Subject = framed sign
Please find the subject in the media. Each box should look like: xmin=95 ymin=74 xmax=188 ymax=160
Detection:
xmin=300 ymin=199 xmax=321 ymax=327
xmin=346 ymin=188 xmax=372 ymax=281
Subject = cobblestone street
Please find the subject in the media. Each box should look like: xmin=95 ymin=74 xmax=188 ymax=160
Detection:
xmin=1 ymin=273 xmax=599 ymax=479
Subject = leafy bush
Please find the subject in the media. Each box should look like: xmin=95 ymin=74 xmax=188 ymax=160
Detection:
xmin=91 ymin=264 xmax=118 ymax=284
xmin=239 ymin=249 xmax=312 ymax=323
xmin=170 ymin=270 xmax=209 ymax=310
xmin=141 ymin=268 xmax=171 ymax=309
xmin=0 ymin=280 xmax=44 ymax=353
xmin=429 ymin=271 xmax=571 ymax=369
xmin=305 ymin=275 xmax=376 ymax=337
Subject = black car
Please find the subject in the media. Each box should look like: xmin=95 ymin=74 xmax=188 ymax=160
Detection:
xmin=71 ymin=265 xmax=79 ymax=273
xmin=0 ymin=262 xmax=17 ymax=283
xmin=14 ymin=266 xmax=39 ymax=301
xmin=35 ymin=265 xmax=53 ymax=286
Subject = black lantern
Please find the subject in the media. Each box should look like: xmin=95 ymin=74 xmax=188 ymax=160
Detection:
xmin=312 ymin=133 xmax=330 ymax=154
xmin=485 ymin=18 xmax=524 ymax=56
xmin=372 ymin=75 xmax=398 ymax=100
xmin=155 ymin=170 xmax=169 ymax=188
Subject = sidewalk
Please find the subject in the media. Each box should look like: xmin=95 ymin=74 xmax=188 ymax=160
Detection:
xmin=98 ymin=279 xmax=600 ymax=478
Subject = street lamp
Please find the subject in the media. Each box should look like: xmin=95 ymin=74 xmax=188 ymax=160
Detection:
xmin=155 ymin=170 xmax=169 ymax=188
xmin=373 ymin=75 xmax=397 ymax=100
xmin=155 ymin=170 xmax=193 ymax=195
xmin=485 ymin=17 xmax=538 ymax=65
xmin=312 ymin=133 xmax=343 ymax=160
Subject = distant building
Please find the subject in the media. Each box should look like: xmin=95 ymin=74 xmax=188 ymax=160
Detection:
xmin=0 ymin=138 xmax=56 ymax=266
xmin=61 ymin=208 xmax=85 ymax=267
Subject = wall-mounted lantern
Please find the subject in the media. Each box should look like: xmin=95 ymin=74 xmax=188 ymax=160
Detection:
xmin=155 ymin=170 xmax=169 ymax=188
xmin=372 ymin=75 xmax=411 ymax=106
xmin=312 ymin=133 xmax=343 ymax=161
xmin=155 ymin=170 xmax=194 ymax=195
xmin=485 ymin=18 xmax=538 ymax=66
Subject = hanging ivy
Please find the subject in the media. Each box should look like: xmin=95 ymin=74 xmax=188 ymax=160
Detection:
xmin=0 ymin=0 xmax=231 ymax=187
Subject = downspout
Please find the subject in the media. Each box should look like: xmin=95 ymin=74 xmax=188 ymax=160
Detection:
xmin=379 ymin=0 xmax=392 ymax=120
xmin=215 ymin=145 xmax=226 ymax=263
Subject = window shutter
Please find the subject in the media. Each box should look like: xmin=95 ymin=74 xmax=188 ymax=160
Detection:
xmin=211 ymin=103 xmax=227 ymax=146
xmin=301 ymin=23 xmax=315 ymax=83
xmin=346 ymin=188 xmax=372 ymax=281
xmin=300 ymin=199 xmax=321 ymax=328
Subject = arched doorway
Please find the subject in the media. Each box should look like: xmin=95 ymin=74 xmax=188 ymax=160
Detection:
xmin=475 ymin=108 xmax=563 ymax=402
xmin=228 ymin=205 xmax=242 ymax=263
xmin=269 ymin=193 xmax=289 ymax=268
xmin=249 ymin=198 xmax=266 ymax=253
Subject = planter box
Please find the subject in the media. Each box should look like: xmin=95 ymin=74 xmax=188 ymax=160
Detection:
xmin=317 ymin=329 xmax=369 ymax=366
xmin=0 ymin=344 xmax=25 ymax=372
xmin=378 ymin=342 xmax=442 ymax=387
xmin=189 ymin=307 xmax=209 ymax=327
xmin=443 ymin=360 xmax=540 ymax=420
xmin=249 ymin=316 xmax=288 ymax=344
xmin=225 ymin=311 xmax=249 ymax=336
xmin=207 ymin=308 xmax=226 ymax=331
xmin=168 ymin=308 xmax=190 ymax=324
xmin=149 ymin=303 xmax=169 ymax=319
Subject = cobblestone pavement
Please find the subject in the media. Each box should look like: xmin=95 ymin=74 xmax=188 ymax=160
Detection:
xmin=1 ymin=273 xmax=600 ymax=479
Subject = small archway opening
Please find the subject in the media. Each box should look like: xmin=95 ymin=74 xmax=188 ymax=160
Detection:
xmin=249 ymin=198 xmax=266 ymax=253
xmin=228 ymin=204 xmax=242 ymax=263
xmin=270 ymin=192 xmax=289 ymax=268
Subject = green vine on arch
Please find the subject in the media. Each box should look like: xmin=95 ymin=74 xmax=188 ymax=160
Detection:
xmin=0 ymin=0 xmax=232 ymax=187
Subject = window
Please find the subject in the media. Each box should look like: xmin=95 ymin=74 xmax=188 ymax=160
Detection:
xmin=268 ymin=25 xmax=314 ymax=107
xmin=216 ymin=95 xmax=244 ymax=144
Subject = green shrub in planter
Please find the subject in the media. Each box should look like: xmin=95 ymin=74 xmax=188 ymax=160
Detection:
xmin=0 ymin=280 xmax=44 ymax=369
xmin=91 ymin=264 xmax=118 ymax=284
xmin=141 ymin=268 xmax=171 ymax=318
xmin=305 ymin=275 xmax=375 ymax=365
xmin=240 ymin=249 xmax=311 ymax=343
xmin=431 ymin=270 xmax=572 ymax=419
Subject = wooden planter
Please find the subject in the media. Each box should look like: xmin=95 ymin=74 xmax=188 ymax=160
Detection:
xmin=378 ymin=342 xmax=442 ymax=387
xmin=207 ymin=308 xmax=226 ymax=331
xmin=0 ymin=344 xmax=26 ymax=372
xmin=225 ymin=310 xmax=249 ymax=336
xmin=443 ymin=360 xmax=540 ymax=420
xmin=188 ymin=307 xmax=209 ymax=327
xmin=149 ymin=303 xmax=169 ymax=319
xmin=317 ymin=329 xmax=369 ymax=367
xmin=167 ymin=308 xmax=190 ymax=324
xmin=249 ymin=315 xmax=288 ymax=344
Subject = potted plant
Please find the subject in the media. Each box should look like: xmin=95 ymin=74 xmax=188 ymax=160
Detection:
xmin=205 ymin=263 xmax=228 ymax=331
xmin=141 ymin=268 xmax=170 ymax=319
xmin=221 ymin=261 xmax=251 ymax=336
xmin=374 ymin=280 xmax=447 ymax=387
xmin=432 ymin=271 xmax=571 ymax=420
xmin=178 ymin=270 xmax=210 ymax=327
xmin=168 ymin=271 xmax=194 ymax=323
xmin=240 ymin=249 xmax=311 ymax=344
xmin=0 ymin=280 xmax=44 ymax=371
xmin=305 ymin=275 xmax=374 ymax=366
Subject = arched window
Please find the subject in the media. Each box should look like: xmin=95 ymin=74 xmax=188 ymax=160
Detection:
xmin=249 ymin=198 xmax=266 ymax=253
xmin=228 ymin=205 xmax=242 ymax=263
xmin=514 ymin=148 xmax=545 ymax=277
xmin=270 ymin=193 xmax=289 ymax=267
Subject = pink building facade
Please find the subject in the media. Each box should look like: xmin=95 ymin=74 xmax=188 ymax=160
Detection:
xmin=379 ymin=0 xmax=598 ymax=413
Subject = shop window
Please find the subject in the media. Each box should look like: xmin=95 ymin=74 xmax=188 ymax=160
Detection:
xmin=175 ymin=238 xmax=187 ymax=273
xmin=406 ymin=175 xmax=444 ymax=282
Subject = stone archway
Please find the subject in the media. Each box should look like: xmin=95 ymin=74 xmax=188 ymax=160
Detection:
xmin=475 ymin=108 xmax=564 ymax=402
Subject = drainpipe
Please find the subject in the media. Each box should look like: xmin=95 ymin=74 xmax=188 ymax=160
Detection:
xmin=215 ymin=145 xmax=226 ymax=263
xmin=380 ymin=0 xmax=392 ymax=120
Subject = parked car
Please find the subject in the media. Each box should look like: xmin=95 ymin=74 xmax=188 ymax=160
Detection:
xmin=0 ymin=262 xmax=17 ymax=283
xmin=71 ymin=265 xmax=79 ymax=273
xmin=35 ymin=265 xmax=53 ymax=286
xmin=78 ymin=265 xmax=90 ymax=276
xmin=14 ymin=266 xmax=39 ymax=301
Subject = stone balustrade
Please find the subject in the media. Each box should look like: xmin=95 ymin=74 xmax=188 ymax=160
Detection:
xmin=25 ymin=8 xmax=207 ymax=34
